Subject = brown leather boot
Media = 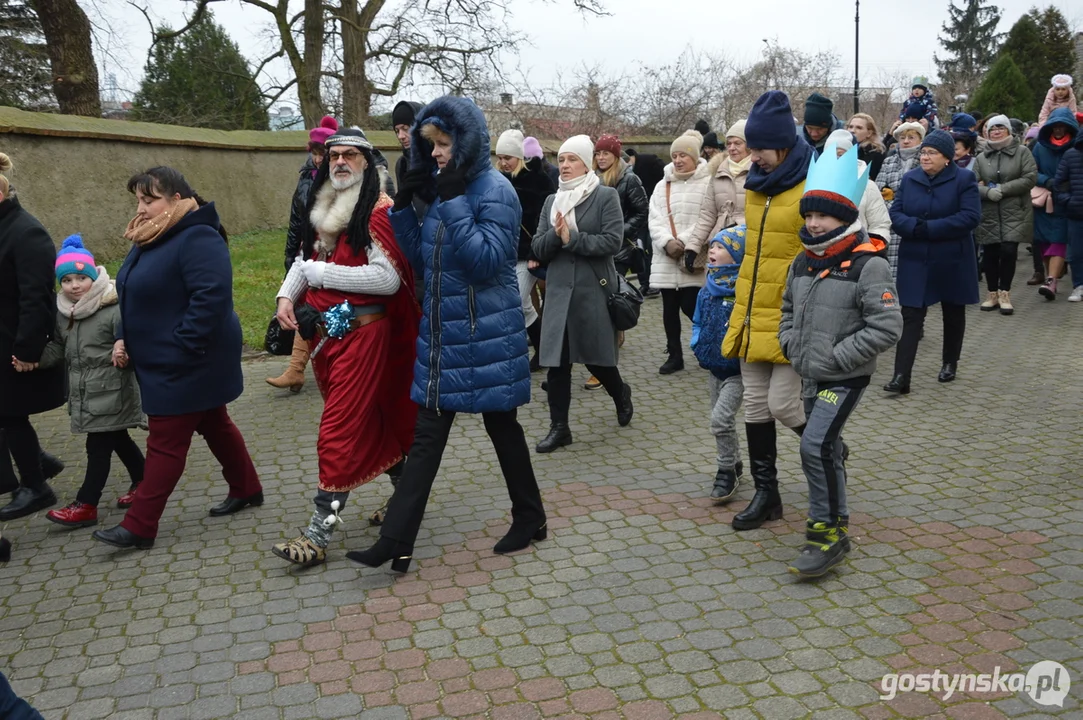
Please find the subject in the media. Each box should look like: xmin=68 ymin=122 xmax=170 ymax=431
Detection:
xmin=266 ymin=335 xmax=309 ymax=392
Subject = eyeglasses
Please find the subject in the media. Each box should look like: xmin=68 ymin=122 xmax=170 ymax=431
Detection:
xmin=328 ymin=150 xmax=363 ymax=162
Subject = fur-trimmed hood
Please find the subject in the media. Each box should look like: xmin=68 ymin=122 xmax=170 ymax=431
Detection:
xmin=408 ymin=95 xmax=493 ymax=184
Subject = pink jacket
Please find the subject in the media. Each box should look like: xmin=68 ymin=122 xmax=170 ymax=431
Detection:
xmin=1039 ymin=87 xmax=1078 ymax=125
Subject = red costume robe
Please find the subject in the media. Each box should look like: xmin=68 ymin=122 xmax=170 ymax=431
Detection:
xmin=304 ymin=196 xmax=419 ymax=492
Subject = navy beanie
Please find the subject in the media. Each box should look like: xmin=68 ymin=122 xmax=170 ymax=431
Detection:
xmin=904 ymin=103 xmax=925 ymax=120
xmin=921 ymin=129 xmax=955 ymax=161
xmin=746 ymin=91 xmax=797 ymax=150
xmin=803 ymin=93 xmax=834 ymax=128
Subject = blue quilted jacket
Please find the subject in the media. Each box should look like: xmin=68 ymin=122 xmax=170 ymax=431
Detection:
xmin=389 ymin=96 xmax=529 ymax=413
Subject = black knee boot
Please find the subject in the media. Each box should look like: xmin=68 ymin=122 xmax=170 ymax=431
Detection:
xmin=526 ymin=320 xmax=542 ymax=372
xmin=732 ymin=421 xmax=783 ymax=530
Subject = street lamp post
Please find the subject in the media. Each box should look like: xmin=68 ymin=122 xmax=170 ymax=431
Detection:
xmin=853 ymin=0 xmax=860 ymax=114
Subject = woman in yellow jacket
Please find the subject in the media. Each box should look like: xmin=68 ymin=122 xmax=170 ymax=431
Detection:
xmin=722 ymin=91 xmax=814 ymax=531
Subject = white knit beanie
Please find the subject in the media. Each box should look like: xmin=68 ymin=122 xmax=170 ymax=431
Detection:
xmin=1052 ymin=74 xmax=1074 ymax=89
xmin=558 ymin=134 xmax=594 ymax=170
xmin=985 ymin=114 xmax=1011 ymax=133
xmin=725 ymin=119 xmax=747 ymax=142
xmin=496 ymin=129 xmax=524 ymax=159
xmin=893 ymin=121 xmax=926 ymax=141
xmin=826 ymin=128 xmax=855 ymax=152
xmin=670 ymin=129 xmax=703 ymax=160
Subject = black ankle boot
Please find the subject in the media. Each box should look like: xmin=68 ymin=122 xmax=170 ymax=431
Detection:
xmin=615 ymin=384 xmax=633 ymax=427
xmin=0 ymin=535 xmax=10 ymax=562
xmin=494 ymin=520 xmax=547 ymax=554
xmin=345 ymin=537 xmax=413 ymax=573
xmin=883 ymin=374 xmax=910 ymax=394
xmin=535 ymin=423 xmax=572 ymax=453
xmin=527 ymin=320 xmax=543 ymax=372
xmin=41 ymin=452 xmax=64 ymax=481
xmin=937 ymin=362 xmax=957 ymax=383
xmin=732 ymin=422 xmax=783 ymax=530
xmin=659 ymin=352 xmax=684 ymax=375
xmin=710 ymin=467 xmax=739 ymax=503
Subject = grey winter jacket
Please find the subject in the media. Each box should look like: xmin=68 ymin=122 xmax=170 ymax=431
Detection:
xmin=779 ymin=233 xmax=903 ymax=385
xmin=40 ymin=287 xmax=144 ymax=434
xmin=973 ymin=139 xmax=1037 ymax=245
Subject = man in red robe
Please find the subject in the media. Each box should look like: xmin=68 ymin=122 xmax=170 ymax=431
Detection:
xmin=271 ymin=128 xmax=419 ymax=567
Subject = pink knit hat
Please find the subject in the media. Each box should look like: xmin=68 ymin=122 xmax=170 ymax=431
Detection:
xmin=309 ymin=116 xmax=338 ymax=148
xmin=523 ymin=136 xmax=544 ymax=159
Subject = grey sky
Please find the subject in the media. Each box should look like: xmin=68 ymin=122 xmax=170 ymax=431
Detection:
xmin=99 ymin=0 xmax=1079 ymax=111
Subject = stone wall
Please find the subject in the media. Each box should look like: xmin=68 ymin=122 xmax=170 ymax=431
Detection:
xmin=0 ymin=107 xmax=671 ymax=261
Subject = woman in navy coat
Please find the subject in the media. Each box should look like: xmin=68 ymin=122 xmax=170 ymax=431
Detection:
xmin=92 ymin=167 xmax=263 ymax=549
xmin=347 ymin=96 xmax=546 ymax=573
xmin=884 ymin=130 xmax=981 ymax=395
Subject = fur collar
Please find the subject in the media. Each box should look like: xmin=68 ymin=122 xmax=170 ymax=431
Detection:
xmin=309 ymin=180 xmax=362 ymax=257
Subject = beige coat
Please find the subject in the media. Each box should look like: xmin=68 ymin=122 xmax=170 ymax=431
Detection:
xmin=648 ymin=159 xmax=713 ymax=289
xmin=689 ymin=154 xmax=749 ymax=251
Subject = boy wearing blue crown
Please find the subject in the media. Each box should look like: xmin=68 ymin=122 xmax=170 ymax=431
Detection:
xmin=779 ymin=142 xmax=903 ymax=577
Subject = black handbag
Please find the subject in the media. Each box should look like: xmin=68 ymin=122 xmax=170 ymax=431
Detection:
xmin=613 ymin=238 xmax=645 ymax=275
xmin=591 ymin=263 xmax=643 ymax=331
xmin=263 ymin=316 xmax=295 ymax=356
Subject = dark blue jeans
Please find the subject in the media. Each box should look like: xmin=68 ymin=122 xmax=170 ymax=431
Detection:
xmin=1067 ymin=219 xmax=1083 ymax=289
xmin=0 ymin=670 xmax=44 ymax=720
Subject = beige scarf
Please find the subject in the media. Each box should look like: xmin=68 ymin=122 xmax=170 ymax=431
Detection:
xmin=57 ymin=268 xmax=117 ymax=322
xmin=550 ymin=171 xmax=600 ymax=232
xmin=723 ymin=154 xmax=753 ymax=177
xmin=124 ymin=198 xmax=199 ymax=247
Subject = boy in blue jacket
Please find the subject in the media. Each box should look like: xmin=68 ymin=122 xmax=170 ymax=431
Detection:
xmin=691 ymin=226 xmax=745 ymax=503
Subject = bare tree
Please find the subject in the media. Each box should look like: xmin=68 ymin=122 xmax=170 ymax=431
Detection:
xmin=30 ymin=0 xmax=101 ymax=115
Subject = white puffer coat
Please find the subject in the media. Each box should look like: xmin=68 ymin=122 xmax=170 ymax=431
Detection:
xmin=858 ymin=160 xmax=892 ymax=241
xmin=648 ymin=159 xmax=712 ymax=290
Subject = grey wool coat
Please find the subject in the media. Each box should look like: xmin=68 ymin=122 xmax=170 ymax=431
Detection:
xmin=973 ymin=139 xmax=1037 ymax=245
xmin=532 ymin=185 xmax=624 ymax=367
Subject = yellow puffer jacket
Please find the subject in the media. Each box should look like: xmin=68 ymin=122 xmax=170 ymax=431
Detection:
xmin=722 ymin=181 xmax=806 ymax=363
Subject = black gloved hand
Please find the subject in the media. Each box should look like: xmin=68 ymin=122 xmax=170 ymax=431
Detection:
xmin=913 ymin=220 xmax=929 ymax=241
xmin=393 ymin=167 xmax=429 ymax=211
xmin=683 ymin=249 xmax=698 ymax=272
xmin=436 ymin=158 xmax=467 ymax=202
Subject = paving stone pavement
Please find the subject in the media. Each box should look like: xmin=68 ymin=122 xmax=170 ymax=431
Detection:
xmin=3 ymin=267 xmax=1083 ymax=719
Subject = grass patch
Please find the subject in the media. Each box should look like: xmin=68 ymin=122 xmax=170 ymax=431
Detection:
xmin=105 ymin=228 xmax=286 ymax=351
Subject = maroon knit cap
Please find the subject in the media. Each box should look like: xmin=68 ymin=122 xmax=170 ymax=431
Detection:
xmin=595 ymin=134 xmax=622 ymax=157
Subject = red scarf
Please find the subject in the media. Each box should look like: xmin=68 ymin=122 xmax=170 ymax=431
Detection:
xmin=1051 ymin=134 xmax=1072 ymax=147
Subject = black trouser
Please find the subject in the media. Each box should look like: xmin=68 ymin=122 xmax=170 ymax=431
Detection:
xmin=661 ymin=287 xmax=699 ymax=355
xmin=982 ymin=242 xmax=1019 ymax=292
xmin=893 ymin=304 xmax=966 ymax=377
xmin=380 ymin=407 xmax=545 ymax=549
xmin=1032 ymin=240 xmax=1045 ymax=274
xmin=77 ymin=430 xmax=145 ymax=506
xmin=0 ymin=417 xmax=44 ymax=489
xmin=548 ymin=362 xmax=624 ymax=425
xmin=636 ymin=228 xmax=653 ymax=290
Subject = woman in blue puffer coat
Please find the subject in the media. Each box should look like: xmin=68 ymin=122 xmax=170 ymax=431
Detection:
xmin=347 ymin=96 xmax=547 ymax=572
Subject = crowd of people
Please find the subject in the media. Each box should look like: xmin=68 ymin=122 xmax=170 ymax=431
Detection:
xmin=3 ymin=73 xmax=1083 ymax=584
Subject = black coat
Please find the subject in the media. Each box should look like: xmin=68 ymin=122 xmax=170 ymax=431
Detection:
xmin=0 ymin=196 xmax=65 ymax=417
xmin=285 ymin=158 xmax=316 ymax=271
xmin=859 ymin=146 xmax=886 ymax=183
xmin=506 ymin=157 xmax=556 ymax=260
xmin=614 ymin=165 xmax=649 ymax=240
xmin=1054 ymin=135 xmax=1083 ymax=221
xmin=540 ymin=158 xmax=560 ymax=188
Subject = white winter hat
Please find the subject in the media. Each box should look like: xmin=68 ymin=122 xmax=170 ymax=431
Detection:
xmin=826 ymin=128 xmax=855 ymax=152
xmin=558 ymin=134 xmax=594 ymax=170
xmin=1052 ymin=74 xmax=1074 ymax=89
xmin=893 ymin=121 xmax=926 ymax=141
xmin=495 ymin=129 xmax=524 ymax=159
xmin=725 ymin=119 xmax=747 ymax=142
xmin=985 ymin=114 xmax=1011 ymax=134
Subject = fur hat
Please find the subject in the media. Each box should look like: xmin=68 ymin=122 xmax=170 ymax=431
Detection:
xmin=921 ymin=129 xmax=955 ymax=161
xmin=56 ymin=234 xmax=98 ymax=283
xmin=309 ymin=116 xmax=338 ymax=148
xmin=495 ymin=129 xmax=524 ymax=159
xmin=803 ymin=93 xmax=834 ymax=128
xmin=1052 ymin=74 xmax=1074 ymax=89
xmin=725 ymin=119 xmax=747 ymax=142
xmin=893 ymin=122 xmax=926 ymax=141
xmin=746 ymin=91 xmax=797 ymax=150
xmin=670 ymin=129 xmax=703 ymax=160
xmin=558 ymin=135 xmax=594 ymax=170
xmin=523 ymin=136 xmax=544 ymax=160
xmin=595 ymin=134 xmax=622 ymax=157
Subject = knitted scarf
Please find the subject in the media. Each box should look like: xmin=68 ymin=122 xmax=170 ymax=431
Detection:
xmin=550 ymin=170 xmax=600 ymax=232
xmin=124 ymin=198 xmax=199 ymax=247
xmin=57 ymin=268 xmax=116 ymax=322
xmin=799 ymin=220 xmax=864 ymax=266
xmin=722 ymin=154 xmax=752 ymax=177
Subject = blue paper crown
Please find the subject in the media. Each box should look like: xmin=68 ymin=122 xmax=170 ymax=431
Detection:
xmin=803 ymin=143 xmax=869 ymax=209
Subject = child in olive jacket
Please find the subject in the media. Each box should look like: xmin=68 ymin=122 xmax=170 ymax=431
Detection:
xmin=779 ymin=146 xmax=903 ymax=577
xmin=34 ymin=236 xmax=145 ymax=527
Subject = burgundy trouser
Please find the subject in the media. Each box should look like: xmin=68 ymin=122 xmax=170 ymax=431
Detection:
xmin=121 ymin=405 xmax=261 ymax=538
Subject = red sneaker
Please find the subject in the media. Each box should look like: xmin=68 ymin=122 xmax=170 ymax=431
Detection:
xmin=116 ymin=487 xmax=139 ymax=509
xmin=46 ymin=502 xmax=98 ymax=528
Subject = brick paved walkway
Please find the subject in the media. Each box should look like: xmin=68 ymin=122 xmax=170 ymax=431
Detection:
xmin=2 ymin=273 xmax=1081 ymax=719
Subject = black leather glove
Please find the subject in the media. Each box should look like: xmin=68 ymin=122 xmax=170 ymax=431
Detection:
xmin=683 ymin=249 xmax=698 ymax=272
xmin=393 ymin=167 xmax=429 ymax=211
xmin=294 ymin=303 xmax=322 ymax=341
xmin=436 ymin=158 xmax=467 ymax=202
xmin=913 ymin=220 xmax=929 ymax=241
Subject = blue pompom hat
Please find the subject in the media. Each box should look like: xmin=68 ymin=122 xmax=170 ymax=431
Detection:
xmin=706 ymin=225 xmax=747 ymax=297
xmin=55 ymin=234 xmax=98 ymax=283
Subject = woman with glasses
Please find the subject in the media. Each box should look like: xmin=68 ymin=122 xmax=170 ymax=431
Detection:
xmin=883 ymin=130 xmax=981 ymax=395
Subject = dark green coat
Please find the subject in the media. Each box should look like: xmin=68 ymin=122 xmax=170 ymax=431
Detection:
xmin=974 ymin=140 xmax=1037 ymax=245
xmin=41 ymin=289 xmax=144 ymax=434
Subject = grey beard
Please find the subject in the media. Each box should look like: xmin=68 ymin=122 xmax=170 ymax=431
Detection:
xmin=330 ymin=169 xmax=362 ymax=190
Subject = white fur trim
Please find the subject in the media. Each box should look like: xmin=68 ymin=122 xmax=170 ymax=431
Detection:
xmin=309 ymin=181 xmax=363 ymax=258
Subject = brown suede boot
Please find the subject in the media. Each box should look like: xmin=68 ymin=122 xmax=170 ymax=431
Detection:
xmin=266 ymin=334 xmax=310 ymax=392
